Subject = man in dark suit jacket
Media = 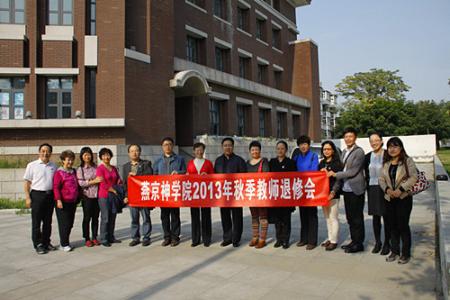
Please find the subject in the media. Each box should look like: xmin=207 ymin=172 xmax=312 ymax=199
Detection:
xmin=123 ymin=144 xmax=153 ymax=247
xmin=329 ymin=127 xmax=366 ymax=253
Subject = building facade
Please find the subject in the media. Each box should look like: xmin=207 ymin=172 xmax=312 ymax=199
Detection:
xmin=320 ymin=85 xmax=338 ymax=139
xmin=0 ymin=0 xmax=321 ymax=148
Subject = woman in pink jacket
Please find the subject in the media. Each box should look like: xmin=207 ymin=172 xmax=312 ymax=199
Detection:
xmin=53 ymin=150 xmax=79 ymax=252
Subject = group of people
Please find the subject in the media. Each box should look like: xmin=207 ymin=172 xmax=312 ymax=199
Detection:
xmin=24 ymin=127 xmax=417 ymax=264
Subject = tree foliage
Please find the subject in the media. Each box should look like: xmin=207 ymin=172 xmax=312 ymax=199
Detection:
xmin=334 ymin=69 xmax=450 ymax=142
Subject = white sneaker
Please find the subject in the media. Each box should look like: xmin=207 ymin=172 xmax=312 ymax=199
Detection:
xmin=61 ymin=245 xmax=73 ymax=252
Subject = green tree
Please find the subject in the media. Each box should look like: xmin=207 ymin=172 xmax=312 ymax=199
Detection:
xmin=412 ymin=100 xmax=450 ymax=145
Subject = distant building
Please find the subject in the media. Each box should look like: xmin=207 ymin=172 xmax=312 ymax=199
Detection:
xmin=320 ymin=86 xmax=338 ymax=139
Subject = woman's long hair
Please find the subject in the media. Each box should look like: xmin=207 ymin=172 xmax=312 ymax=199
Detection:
xmin=383 ymin=137 xmax=409 ymax=165
xmin=320 ymin=140 xmax=341 ymax=164
xmin=79 ymin=147 xmax=96 ymax=168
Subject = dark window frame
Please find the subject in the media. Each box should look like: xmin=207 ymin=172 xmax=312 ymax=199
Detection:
xmin=276 ymin=111 xmax=286 ymax=138
xmin=0 ymin=77 xmax=25 ymax=120
xmin=48 ymin=0 xmax=73 ymax=26
xmin=46 ymin=77 xmax=73 ymax=119
xmin=213 ymin=0 xmax=228 ymax=21
xmin=237 ymin=6 xmax=249 ymax=32
xmin=186 ymin=35 xmax=199 ymax=63
xmin=87 ymin=0 xmax=95 ymax=35
xmin=209 ymin=98 xmax=221 ymax=135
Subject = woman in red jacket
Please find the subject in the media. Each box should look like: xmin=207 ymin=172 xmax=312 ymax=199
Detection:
xmin=187 ymin=142 xmax=214 ymax=247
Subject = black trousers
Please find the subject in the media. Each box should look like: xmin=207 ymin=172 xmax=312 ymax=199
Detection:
xmin=190 ymin=207 xmax=212 ymax=245
xmin=299 ymin=206 xmax=318 ymax=245
xmin=55 ymin=201 xmax=77 ymax=247
xmin=385 ymin=196 xmax=413 ymax=257
xmin=274 ymin=208 xmax=292 ymax=244
xmin=161 ymin=208 xmax=180 ymax=241
xmin=220 ymin=207 xmax=243 ymax=243
xmin=343 ymin=192 xmax=365 ymax=245
xmin=81 ymin=197 xmax=99 ymax=241
xmin=30 ymin=190 xmax=54 ymax=248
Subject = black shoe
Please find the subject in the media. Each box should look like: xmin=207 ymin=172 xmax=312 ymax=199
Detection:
xmin=220 ymin=240 xmax=232 ymax=247
xmin=232 ymin=242 xmax=240 ymax=248
xmin=380 ymin=244 xmax=390 ymax=256
xmin=191 ymin=242 xmax=200 ymax=247
xmin=102 ymin=242 xmax=111 ymax=247
xmin=398 ymin=256 xmax=410 ymax=264
xmin=274 ymin=241 xmax=282 ymax=248
xmin=282 ymin=242 xmax=290 ymax=249
xmin=296 ymin=241 xmax=307 ymax=247
xmin=341 ymin=242 xmax=354 ymax=250
xmin=36 ymin=244 xmax=47 ymax=255
xmin=372 ymin=242 xmax=382 ymax=254
xmin=161 ymin=239 xmax=171 ymax=247
xmin=171 ymin=240 xmax=180 ymax=247
xmin=129 ymin=240 xmax=140 ymax=247
xmin=142 ymin=239 xmax=151 ymax=247
xmin=110 ymin=239 xmax=121 ymax=244
xmin=386 ymin=253 xmax=399 ymax=262
xmin=46 ymin=243 xmax=57 ymax=251
xmin=204 ymin=242 xmax=211 ymax=247
xmin=345 ymin=243 xmax=364 ymax=253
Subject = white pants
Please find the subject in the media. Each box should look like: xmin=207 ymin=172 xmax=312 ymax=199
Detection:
xmin=322 ymin=198 xmax=339 ymax=244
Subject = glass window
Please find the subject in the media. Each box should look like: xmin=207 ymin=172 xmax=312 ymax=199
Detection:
xmin=0 ymin=77 xmax=25 ymax=120
xmin=88 ymin=0 xmax=96 ymax=35
xmin=186 ymin=36 xmax=199 ymax=63
xmin=209 ymin=99 xmax=221 ymax=135
xmin=259 ymin=109 xmax=266 ymax=137
xmin=237 ymin=7 xmax=249 ymax=31
xmin=256 ymin=19 xmax=265 ymax=41
xmin=0 ymin=0 xmax=25 ymax=24
xmin=213 ymin=0 xmax=227 ymax=21
xmin=237 ymin=104 xmax=246 ymax=136
xmin=215 ymin=47 xmax=228 ymax=72
xmin=277 ymin=112 xmax=286 ymax=138
xmin=272 ymin=28 xmax=281 ymax=49
xmin=46 ymin=78 xmax=72 ymax=119
xmin=274 ymin=71 xmax=282 ymax=90
xmin=48 ymin=0 xmax=72 ymax=25
xmin=257 ymin=64 xmax=266 ymax=84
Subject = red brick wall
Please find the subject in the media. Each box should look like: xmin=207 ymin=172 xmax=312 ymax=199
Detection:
xmin=42 ymin=41 xmax=72 ymax=68
xmin=0 ymin=40 xmax=24 ymax=67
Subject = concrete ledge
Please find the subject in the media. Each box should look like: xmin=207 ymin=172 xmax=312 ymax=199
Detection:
xmin=0 ymin=118 xmax=125 ymax=129
xmin=174 ymin=58 xmax=310 ymax=108
xmin=124 ymin=48 xmax=151 ymax=64
xmin=35 ymin=68 xmax=79 ymax=75
xmin=0 ymin=68 xmax=31 ymax=75
xmin=0 ymin=24 xmax=26 ymax=40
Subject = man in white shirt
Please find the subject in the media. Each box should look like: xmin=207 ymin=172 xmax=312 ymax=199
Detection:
xmin=24 ymin=143 xmax=57 ymax=254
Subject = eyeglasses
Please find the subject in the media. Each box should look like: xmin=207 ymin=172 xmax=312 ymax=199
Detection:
xmin=323 ymin=148 xmax=333 ymax=151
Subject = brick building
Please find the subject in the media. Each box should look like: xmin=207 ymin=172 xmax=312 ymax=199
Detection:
xmin=0 ymin=0 xmax=320 ymax=149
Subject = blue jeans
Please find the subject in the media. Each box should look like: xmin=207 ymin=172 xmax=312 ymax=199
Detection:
xmin=99 ymin=198 xmax=117 ymax=243
xmin=130 ymin=207 xmax=152 ymax=241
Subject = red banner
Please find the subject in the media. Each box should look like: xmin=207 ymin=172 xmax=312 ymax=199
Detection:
xmin=128 ymin=171 xmax=330 ymax=208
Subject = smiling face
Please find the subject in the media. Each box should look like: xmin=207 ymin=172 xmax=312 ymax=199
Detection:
xmin=39 ymin=146 xmax=52 ymax=163
xmin=299 ymin=143 xmax=310 ymax=154
xmin=344 ymin=132 xmax=357 ymax=147
xmin=62 ymin=157 xmax=74 ymax=169
xmin=101 ymin=152 xmax=111 ymax=165
xmin=388 ymin=144 xmax=402 ymax=158
xmin=128 ymin=145 xmax=141 ymax=161
xmin=369 ymin=134 xmax=383 ymax=152
xmin=193 ymin=146 xmax=205 ymax=159
xmin=82 ymin=152 xmax=92 ymax=165
xmin=250 ymin=146 xmax=261 ymax=160
xmin=322 ymin=143 xmax=334 ymax=160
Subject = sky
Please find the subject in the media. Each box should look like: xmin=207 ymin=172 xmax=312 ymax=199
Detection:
xmin=296 ymin=0 xmax=450 ymax=102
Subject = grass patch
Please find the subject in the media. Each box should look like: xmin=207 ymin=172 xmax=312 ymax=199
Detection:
xmin=0 ymin=198 xmax=26 ymax=209
xmin=437 ymin=148 xmax=450 ymax=175
xmin=0 ymin=158 xmax=30 ymax=169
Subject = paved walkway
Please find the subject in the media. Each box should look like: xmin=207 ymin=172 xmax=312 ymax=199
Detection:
xmin=0 ymin=164 xmax=437 ymax=300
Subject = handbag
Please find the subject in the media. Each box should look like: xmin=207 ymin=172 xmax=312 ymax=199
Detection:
xmin=405 ymin=161 xmax=431 ymax=195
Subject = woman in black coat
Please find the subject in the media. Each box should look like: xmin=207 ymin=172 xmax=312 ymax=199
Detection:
xmin=269 ymin=140 xmax=297 ymax=249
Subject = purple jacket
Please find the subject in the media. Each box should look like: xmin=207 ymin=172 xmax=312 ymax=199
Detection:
xmin=53 ymin=168 xmax=79 ymax=203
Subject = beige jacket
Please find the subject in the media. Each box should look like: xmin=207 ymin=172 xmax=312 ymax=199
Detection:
xmin=378 ymin=157 xmax=417 ymax=201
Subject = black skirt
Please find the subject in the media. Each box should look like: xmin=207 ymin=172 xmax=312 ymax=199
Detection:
xmin=367 ymin=185 xmax=385 ymax=216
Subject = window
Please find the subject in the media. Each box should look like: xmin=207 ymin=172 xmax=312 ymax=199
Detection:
xmin=48 ymin=0 xmax=72 ymax=25
xmin=274 ymin=71 xmax=282 ymax=90
xmin=0 ymin=78 xmax=25 ymax=119
xmin=272 ymin=28 xmax=281 ymax=49
xmin=0 ymin=0 xmax=25 ymax=24
xmin=213 ymin=0 xmax=227 ymax=21
xmin=46 ymin=78 xmax=72 ymax=119
xmin=257 ymin=64 xmax=267 ymax=84
xmin=86 ymin=69 xmax=96 ymax=118
xmin=237 ymin=104 xmax=246 ymax=136
xmin=215 ymin=47 xmax=228 ymax=72
xmin=209 ymin=99 xmax=221 ymax=135
xmin=256 ymin=18 xmax=266 ymax=41
xmin=292 ymin=114 xmax=300 ymax=138
xmin=186 ymin=36 xmax=199 ymax=63
xmin=87 ymin=0 xmax=95 ymax=35
xmin=276 ymin=111 xmax=286 ymax=138
xmin=239 ymin=56 xmax=251 ymax=79
xmin=259 ymin=109 xmax=267 ymax=137
xmin=237 ymin=6 xmax=249 ymax=32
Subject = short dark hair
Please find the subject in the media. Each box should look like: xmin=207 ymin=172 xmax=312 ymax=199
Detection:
xmin=79 ymin=147 xmax=95 ymax=167
xmin=99 ymin=147 xmax=113 ymax=159
xmin=38 ymin=143 xmax=53 ymax=153
xmin=128 ymin=144 xmax=142 ymax=152
xmin=193 ymin=142 xmax=205 ymax=150
xmin=221 ymin=137 xmax=234 ymax=145
xmin=296 ymin=135 xmax=311 ymax=146
xmin=249 ymin=140 xmax=262 ymax=151
xmin=368 ymin=131 xmax=383 ymax=140
xmin=276 ymin=140 xmax=288 ymax=150
xmin=60 ymin=150 xmax=75 ymax=161
xmin=343 ymin=127 xmax=358 ymax=137
xmin=161 ymin=137 xmax=174 ymax=145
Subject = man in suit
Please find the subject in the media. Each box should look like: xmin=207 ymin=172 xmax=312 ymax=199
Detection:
xmin=328 ymin=127 xmax=366 ymax=253
xmin=123 ymin=144 xmax=153 ymax=247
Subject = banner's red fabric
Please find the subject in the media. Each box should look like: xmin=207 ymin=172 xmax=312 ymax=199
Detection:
xmin=128 ymin=171 xmax=330 ymax=208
